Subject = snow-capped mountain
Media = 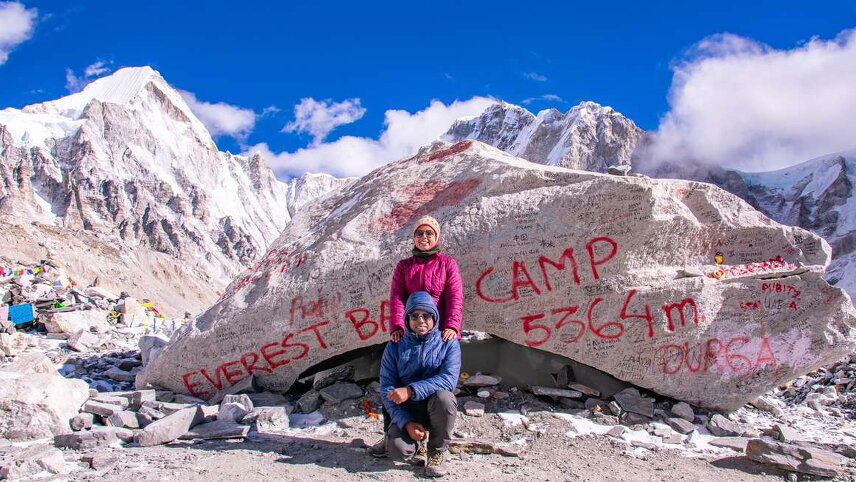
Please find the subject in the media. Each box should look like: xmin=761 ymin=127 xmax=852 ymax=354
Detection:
xmin=284 ymin=172 xmax=354 ymax=219
xmin=725 ymin=151 xmax=856 ymax=298
xmin=0 ymin=67 xmax=342 ymax=314
xmin=442 ymin=101 xmax=642 ymax=172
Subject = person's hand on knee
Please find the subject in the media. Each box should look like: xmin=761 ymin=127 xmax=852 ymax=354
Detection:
xmin=405 ymin=422 xmax=426 ymax=442
xmin=387 ymin=386 xmax=413 ymax=404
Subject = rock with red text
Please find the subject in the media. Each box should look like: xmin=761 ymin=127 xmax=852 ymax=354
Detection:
xmin=137 ymin=140 xmax=856 ymax=411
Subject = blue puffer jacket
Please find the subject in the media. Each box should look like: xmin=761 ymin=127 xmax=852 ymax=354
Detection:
xmin=380 ymin=291 xmax=461 ymax=430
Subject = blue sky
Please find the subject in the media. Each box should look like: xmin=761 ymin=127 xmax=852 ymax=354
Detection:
xmin=1 ymin=1 xmax=855 ymax=176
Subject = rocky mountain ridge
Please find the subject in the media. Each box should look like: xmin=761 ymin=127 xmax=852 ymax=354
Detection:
xmin=0 ymin=67 xmax=344 ymax=314
xmin=443 ymin=101 xmax=643 ymax=172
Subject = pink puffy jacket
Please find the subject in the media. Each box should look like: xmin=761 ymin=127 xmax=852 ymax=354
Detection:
xmin=389 ymin=253 xmax=463 ymax=337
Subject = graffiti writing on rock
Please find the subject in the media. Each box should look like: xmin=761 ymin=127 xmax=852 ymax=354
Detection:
xmin=370 ymin=178 xmax=482 ymax=232
xmin=182 ymin=321 xmax=330 ymax=399
xmin=656 ymin=336 xmax=777 ymax=376
xmin=517 ymin=289 xmax=705 ymax=346
xmin=476 ymin=237 xmax=618 ymax=303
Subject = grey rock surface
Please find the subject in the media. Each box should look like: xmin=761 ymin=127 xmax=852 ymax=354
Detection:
xmin=746 ymin=438 xmax=847 ymax=477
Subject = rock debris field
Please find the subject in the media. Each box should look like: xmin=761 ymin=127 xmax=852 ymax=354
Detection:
xmin=0 ymin=258 xmax=854 ymax=481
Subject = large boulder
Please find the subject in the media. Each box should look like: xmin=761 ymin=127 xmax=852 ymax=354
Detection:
xmin=44 ymin=309 xmax=111 ymax=334
xmin=0 ymin=353 xmax=90 ymax=440
xmin=138 ymin=140 xmax=856 ymax=411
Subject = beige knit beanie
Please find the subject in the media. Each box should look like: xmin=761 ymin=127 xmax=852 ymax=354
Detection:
xmin=413 ymin=215 xmax=441 ymax=239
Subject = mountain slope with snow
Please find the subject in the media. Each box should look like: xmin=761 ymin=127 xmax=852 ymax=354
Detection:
xmin=0 ymin=67 xmax=342 ymax=314
xmin=442 ymin=101 xmax=642 ymax=172
xmin=734 ymin=151 xmax=856 ymax=298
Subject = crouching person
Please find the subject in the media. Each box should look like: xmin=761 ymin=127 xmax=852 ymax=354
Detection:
xmin=380 ymin=291 xmax=461 ymax=477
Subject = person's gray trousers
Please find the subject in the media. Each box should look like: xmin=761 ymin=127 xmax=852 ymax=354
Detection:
xmin=386 ymin=389 xmax=457 ymax=458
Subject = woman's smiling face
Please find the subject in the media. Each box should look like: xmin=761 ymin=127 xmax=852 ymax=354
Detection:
xmin=413 ymin=225 xmax=438 ymax=251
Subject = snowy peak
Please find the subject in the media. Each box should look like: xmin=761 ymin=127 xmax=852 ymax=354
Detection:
xmin=12 ymin=66 xmax=211 ymax=149
xmin=443 ymin=100 xmax=642 ymax=172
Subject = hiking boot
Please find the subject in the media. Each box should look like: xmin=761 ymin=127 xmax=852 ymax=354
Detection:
xmin=408 ymin=440 xmax=428 ymax=466
xmin=424 ymin=448 xmax=448 ymax=478
xmin=367 ymin=436 xmax=387 ymax=458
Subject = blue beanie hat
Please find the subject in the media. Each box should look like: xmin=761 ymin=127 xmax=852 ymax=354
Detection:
xmin=404 ymin=291 xmax=440 ymax=330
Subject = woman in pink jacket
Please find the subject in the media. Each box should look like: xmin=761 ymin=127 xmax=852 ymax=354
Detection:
xmin=388 ymin=215 xmax=463 ymax=343
xmin=369 ymin=215 xmax=463 ymax=459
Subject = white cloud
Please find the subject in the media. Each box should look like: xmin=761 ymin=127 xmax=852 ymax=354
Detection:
xmin=521 ymin=94 xmax=566 ymax=105
xmin=65 ymin=60 xmax=113 ymax=93
xmin=261 ymin=105 xmax=281 ymax=116
xmin=247 ymin=97 xmax=495 ymax=178
xmin=84 ymin=60 xmax=109 ymax=77
xmin=283 ymin=97 xmax=366 ymax=146
xmin=179 ymin=90 xmax=257 ymax=139
xmin=0 ymin=1 xmax=37 ymax=65
xmin=523 ymin=72 xmax=548 ymax=82
xmin=645 ymin=29 xmax=856 ymax=171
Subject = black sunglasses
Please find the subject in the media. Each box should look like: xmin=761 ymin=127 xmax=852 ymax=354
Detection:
xmin=408 ymin=312 xmax=434 ymax=322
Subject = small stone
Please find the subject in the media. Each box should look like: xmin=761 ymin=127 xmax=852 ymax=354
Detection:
xmin=312 ymin=365 xmax=355 ymax=390
xmin=180 ymin=420 xmax=250 ymax=440
xmin=607 ymin=401 xmax=622 ymax=416
xmin=708 ymin=437 xmax=749 ymax=451
xmin=71 ymin=413 xmax=94 ymax=431
xmin=568 ymin=383 xmax=600 ymax=397
xmin=125 ymin=390 xmax=157 ymax=410
xmin=67 ymin=330 xmax=101 ymax=352
xmin=82 ymin=400 xmax=121 ymax=417
xmin=247 ymin=391 xmax=288 ymax=407
xmin=670 ymin=402 xmax=695 ymax=422
xmin=103 ymin=367 xmax=136 ymax=382
xmin=319 ymin=382 xmax=363 ymax=404
xmin=606 ymin=426 xmax=628 ymax=438
xmin=772 ymin=423 xmax=802 ymax=443
xmin=476 ymin=390 xmax=491 ymax=398
xmin=530 ymin=386 xmax=583 ymax=398
xmin=91 ymin=395 xmax=131 ymax=409
xmin=746 ymin=438 xmax=847 ymax=477
xmin=620 ymin=412 xmax=650 ymax=426
xmin=247 ymin=407 xmax=289 ymax=432
xmin=172 ymin=394 xmax=207 ymax=405
xmin=296 ymin=390 xmax=322 ymax=413
xmin=90 ymin=426 xmax=134 ymax=443
xmin=492 ymin=391 xmax=509 ymax=400
xmin=135 ymin=406 xmax=205 ymax=447
xmin=222 ymin=394 xmax=254 ymax=411
xmin=35 ymin=449 xmax=72 ymax=475
xmin=653 ymin=426 xmax=672 ymax=438
xmin=613 ymin=388 xmax=654 ymax=418
xmin=665 ymin=417 xmax=696 ymax=435
xmin=82 ymin=453 xmax=119 ymax=470
xmin=707 ymin=413 xmax=743 ymax=437
xmin=749 ymin=396 xmax=784 ymax=417
xmin=54 ymin=430 xmax=119 ymax=450
xmin=630 ymin=440 xmax=658 ymax=451
xmin=218 ymin=402 xmax=250 ymax=423
xmin=106 ymin=411 xmax=141 ymax=429
xmin=464 ymin=401 xmax=485 ymax=417
xmin=662 ymin=433 xmax=682 ymax=444
xmin=463 ymin=374 xmax=501 ymax=387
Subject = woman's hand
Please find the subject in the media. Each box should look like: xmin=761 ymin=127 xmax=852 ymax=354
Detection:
xmin=390 ymin=329 xmax=403 ymax=343
xmin=442 ymin=328 xmax=457 ymax=341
